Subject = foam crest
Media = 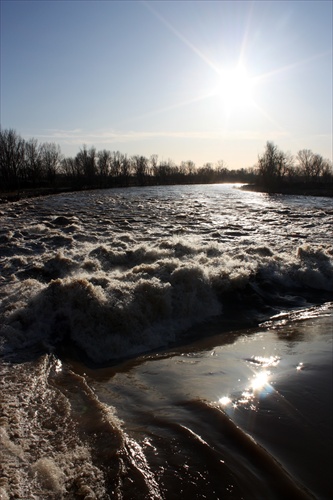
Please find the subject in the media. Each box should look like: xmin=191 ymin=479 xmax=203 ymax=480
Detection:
xmin=32 ymin=458 xmax=65 ymax=494
xmin=1 ymin=240 xmax=332 ymax=363
xmin=0 ymin=354 xmax=163 ymax=498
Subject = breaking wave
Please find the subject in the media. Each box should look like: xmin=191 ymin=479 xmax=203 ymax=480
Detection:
xmin=1 ymin=235 xmax=332 ymax=363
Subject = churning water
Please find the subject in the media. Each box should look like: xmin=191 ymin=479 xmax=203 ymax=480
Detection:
xmin=0 ymin=184 xmax=332 ymax=499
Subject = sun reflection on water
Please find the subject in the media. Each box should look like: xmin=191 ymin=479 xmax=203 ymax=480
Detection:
xmin=251 ymin=370 xmax=270 ymax=391
xmin=218 ymin=355 xmax=280 ymax=411
xmin=219 ymin=396 xmax=232 ymax=406
xmin=250 ymin=355 xmax=280 ymax=367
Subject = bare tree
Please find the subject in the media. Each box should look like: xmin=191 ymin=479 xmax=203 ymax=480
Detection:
xmin=110 ymin=151 xmax=122 ymax=183
xmin=296 ymin=149 xmax=330 ymax=182
xmin=321 ymin=159 xmax=333 ymax=181
xmin=0 ymin=128 xmax=25 ymax=190
xmin=97 ymin=149 xmax=111 ymax=187
xmin=153 ymin=159 xmax=172 ymax=184
xmin=215 ymin=160 xmax=228 ymax=180
xmin=296 ymin=149 xmax=314 ymax=181
xmin=132 ymin=155 xmax=148 ymax=185
xmin=180 ymin=160 xmax=196 ymax=177
xmin=75 ymin=145 xmax=97 ymax=186
xmin=61 ymin=156 xmax=79 ymax=185
xmin=40 ymin=142 xmax=62 ymax=185
xmin=256 ymin=141 xmax=289 ymax=188
xmin=120 ymin=154 xmax=131 ymax=186
xmin=24 ymin=138 xmax=43 ymax=187
xmin=197 ymin=162 xmax=215 ymax=183
xmin=149 ymin=154 xmax=159 ymax=178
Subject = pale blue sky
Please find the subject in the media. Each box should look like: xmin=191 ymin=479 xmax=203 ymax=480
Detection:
xmin=1 ymin=1 xmax=332 ymax=168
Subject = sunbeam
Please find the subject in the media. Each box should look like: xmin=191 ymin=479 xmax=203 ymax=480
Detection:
xmin=142 ymin=0 xmax=332 ymax=147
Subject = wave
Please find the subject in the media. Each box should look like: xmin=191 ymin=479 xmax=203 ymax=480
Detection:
xmin=0 ymin=355 xmax=163 ymax=499
xmin=1 ymin=238 xmax=332 ymax=364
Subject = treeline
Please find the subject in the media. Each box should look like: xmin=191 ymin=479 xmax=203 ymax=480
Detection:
xmin=0 ymin=129 xmax=332 ymax=195
xmin=0 ymin=129 xmax=254 ymax=192
xmin=255 ymin=141 xmax=333 ymax=194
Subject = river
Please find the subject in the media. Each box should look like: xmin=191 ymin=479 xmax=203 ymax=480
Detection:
xmin=0 ymin=184 xmax=332 ymax=499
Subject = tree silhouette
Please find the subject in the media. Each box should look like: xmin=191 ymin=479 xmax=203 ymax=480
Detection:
xmin=1 ymin=128 xmax=332 ymax=197
xmin=0 ymin=129 xmax=25 ymax=190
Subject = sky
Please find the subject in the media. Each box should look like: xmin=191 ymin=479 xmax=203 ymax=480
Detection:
xmin=1 ymin=1 xmax=332 ymax=169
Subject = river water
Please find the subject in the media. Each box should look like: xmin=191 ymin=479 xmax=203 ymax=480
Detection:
xmin=0 ymin=184 xmax=332 ymax=499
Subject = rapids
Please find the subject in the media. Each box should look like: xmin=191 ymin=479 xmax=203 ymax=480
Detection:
xmin=0 ymin=184 xmax=332 ymax=498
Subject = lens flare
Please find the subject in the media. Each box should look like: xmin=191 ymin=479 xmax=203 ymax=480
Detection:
xmin=219 ymin=396 xmax=232 ymax=406
xmin=251 ymin=371 xmax=269 ymax=391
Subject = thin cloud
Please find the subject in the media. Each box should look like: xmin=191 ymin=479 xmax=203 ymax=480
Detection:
xmin=30 ymin=128 xmax=287 ymax=147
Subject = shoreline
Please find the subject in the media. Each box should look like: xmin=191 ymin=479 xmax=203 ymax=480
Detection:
xmin=240 ymin=182 xmax=333 ymax=197
xmin=0 ymin=186 xmax=78 ymax=204
xmin=1 ymin=181 xmax=333 ymax=204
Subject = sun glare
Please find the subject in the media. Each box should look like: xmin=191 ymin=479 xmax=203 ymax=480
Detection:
xmin=214 ymin=64 xmax=254 ymax=109
xmin=219 ymin=396 xmax=232 ymax=406
xmin=251 ymin=371 xmax=269 ymax=391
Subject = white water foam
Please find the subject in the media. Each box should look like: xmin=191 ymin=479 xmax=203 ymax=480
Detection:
xmin=1 ymin=186 xmax=332 ymax=362
xmin=1 ymin=237 xmax=332 ymax=363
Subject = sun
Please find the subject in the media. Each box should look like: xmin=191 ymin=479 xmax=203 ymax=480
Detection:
xmin=213 ymin=64 xmax=255 ymax=109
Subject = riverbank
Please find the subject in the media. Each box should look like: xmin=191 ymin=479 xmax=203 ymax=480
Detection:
xmin=241 ymin=182 xmax=333 ymax=197
xmin=0 ymin=187 xmax=78 ymax=204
